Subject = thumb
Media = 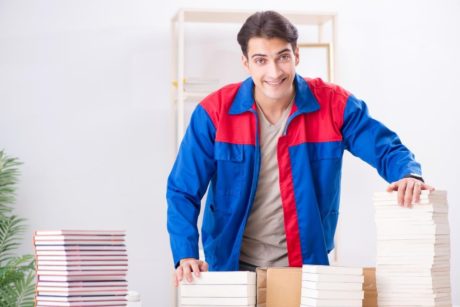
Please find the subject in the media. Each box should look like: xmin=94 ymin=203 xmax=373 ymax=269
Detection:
xmin=386 ymin=182 xmax=397 ymax=192
xmin=199 ymin=261 xmax=209 ymax=272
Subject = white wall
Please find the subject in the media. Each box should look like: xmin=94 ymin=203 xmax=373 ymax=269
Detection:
xmin=0 ymin=0 xmax=459 ymax=306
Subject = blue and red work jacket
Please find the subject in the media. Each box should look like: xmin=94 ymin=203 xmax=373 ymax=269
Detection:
xmin=166 ymin=74 xmax=422 ymax=271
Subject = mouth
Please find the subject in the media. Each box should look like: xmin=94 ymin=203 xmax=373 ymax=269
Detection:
xmin=264 ymin=77 xmax=287 ymax=87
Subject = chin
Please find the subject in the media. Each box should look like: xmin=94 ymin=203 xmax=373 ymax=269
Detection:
xmin=263 ymin=90 xmax=290 ymax=101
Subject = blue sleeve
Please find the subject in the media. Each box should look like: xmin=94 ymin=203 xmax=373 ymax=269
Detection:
xmin=166 ymin=104 xmax=216 ymax=267
xmin=341 ymin=94 xmax=422 ymax=183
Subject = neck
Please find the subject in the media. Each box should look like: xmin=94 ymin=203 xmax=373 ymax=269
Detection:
xmin=254 ymin=86 xmax=295 ymax=125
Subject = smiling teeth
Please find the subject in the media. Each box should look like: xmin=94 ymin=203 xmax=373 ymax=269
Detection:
xmin=267 ymin=79 xmax=283 ymax=85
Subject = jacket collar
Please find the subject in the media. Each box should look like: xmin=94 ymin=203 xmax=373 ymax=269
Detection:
xmin=229 ymin=74 xmax=320 ymax=115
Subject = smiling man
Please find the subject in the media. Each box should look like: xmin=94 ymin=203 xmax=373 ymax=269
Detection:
xmin=166 ymin=11 xmax=434 ymax=286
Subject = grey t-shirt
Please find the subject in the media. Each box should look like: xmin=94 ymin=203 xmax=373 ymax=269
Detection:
xmin=239 ymin=101 xmax=293 ymax=267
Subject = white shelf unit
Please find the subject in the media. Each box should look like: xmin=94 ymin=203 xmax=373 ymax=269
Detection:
xmin=171 ymin=8 xmax=337 ymax=150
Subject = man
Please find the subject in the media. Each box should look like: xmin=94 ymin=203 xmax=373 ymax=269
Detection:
xmin=166 ymin=11 xmax=434 ymax=286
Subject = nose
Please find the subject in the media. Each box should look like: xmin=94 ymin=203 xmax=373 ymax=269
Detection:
xmin=266 ymin=60 xmax=283 ymax=80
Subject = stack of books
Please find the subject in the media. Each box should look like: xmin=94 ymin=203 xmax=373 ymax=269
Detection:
xmin=374 ymin=190 xmax=452 ymax=306
xmin=179 ymin=271 xmax=256 ymax=307
xmin=33 ymin=230 xmax=128 ymax=307
xmin=300 ymin=265 xmax=364 ymax=307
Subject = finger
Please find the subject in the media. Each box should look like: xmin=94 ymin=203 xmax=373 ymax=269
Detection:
xmin=174 ymin=273 xmax=179 ymax=287
xmin=386 ymin=182 xmax=397 ymax=192
xmin=176 ymin=266 xmax=184 ymax=284
xmin=183 ymin=262 xmax=193 ymax=283
xmin=200 ymin=261 xmax=209 ymax=272
xmin=421 ymin=183 xmax=435 ymax=191
xmin=397 ymin=180 xmax=407 ymax=206
xmin=173 ymin=271 xmax=178 ymax=287
xmin=404 ymin=180 xmax=415 ymax=207
xmin=413 ymin=181 xmax=422 ymax=203
xmin=191 ymin=261 xmax=201 ymax=277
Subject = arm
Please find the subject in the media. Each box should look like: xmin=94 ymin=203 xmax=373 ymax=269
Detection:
xmin=341 ymin=95 xmax=433 ymax=206
xmin=166 ymin=104 xmax=216 ymax=284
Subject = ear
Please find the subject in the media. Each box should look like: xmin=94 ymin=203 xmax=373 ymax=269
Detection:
xmin=294 ymin=47 xmax=300 ymax=66
xmin=241 ymin=54 xmax=250 ymax=73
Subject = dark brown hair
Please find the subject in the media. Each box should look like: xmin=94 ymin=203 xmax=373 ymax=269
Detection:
xmin=237 ymin=11 xmax=298 ymax=57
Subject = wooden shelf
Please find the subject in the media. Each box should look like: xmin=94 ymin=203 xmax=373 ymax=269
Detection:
xmin=172 ymin=9 xmax=336 ymax=25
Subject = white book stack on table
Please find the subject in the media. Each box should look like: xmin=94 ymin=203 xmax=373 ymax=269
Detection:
xmin=33 ymin=230 xmax=128 ymax=307
xmin=374 ymin=190 xmax=452 ymax=306
xmin=300 ymin=265 xmax=364 ymax=307
xmin=179 ymin=271 xmax=256 ymax=307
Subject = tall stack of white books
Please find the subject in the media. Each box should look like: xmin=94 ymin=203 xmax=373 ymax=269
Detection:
xmin=374 ymin=190 xmax=452 ymax=306
xmin=33 ymin=230 xmax=128 ymax=307
xmin=179 ymin=271 xmax=256 ymax=307
xmin=300 ymin=265 xmax=364 ymax=307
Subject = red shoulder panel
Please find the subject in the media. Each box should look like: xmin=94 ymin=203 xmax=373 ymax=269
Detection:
xmin=286 ymin=79 xmax=350 ymax=146
xmin=200 ymin=83 xmax=256 ymax=145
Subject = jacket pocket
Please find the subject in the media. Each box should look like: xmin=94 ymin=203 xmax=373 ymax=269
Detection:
xmin=214 ymin=143 xmax=244 ymax=196
xmin=214 ymin=142 xmax=243 ymax=161
xmin=308 ymin=142 xmax=343 ymax=161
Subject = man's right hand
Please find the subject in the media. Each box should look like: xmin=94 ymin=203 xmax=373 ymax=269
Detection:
xmin=174 ymin=258 xmax=209 ymax=287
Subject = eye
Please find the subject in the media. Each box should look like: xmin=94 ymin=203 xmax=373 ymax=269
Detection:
xmin=254 ymin=57 xmax=266 ymax=65
xmin=279 ymin=54 xmax=291 ymax=62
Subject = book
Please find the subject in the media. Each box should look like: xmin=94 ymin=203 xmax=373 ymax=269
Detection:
xmin=37 ymin=270 xmax=127 ymax=276
xmin=37 ymin=289 xmax=127 ymax=296
xmin=37 ymin=281 xmax=128 ymax=287
xmin=34 ymin=240 xmax=125 ymax=245
xmin=302 ymin=273 xmax=364 ymax=283
xmin=377 ymin=292 xmax=450 ymax=299
xmin=377 ymin=298 xmax=451 ymax=306
xmin=36 ymin=302 xmax=126 ymax=307
xmin=180 ymin=284 xmax=256 ymax=297
xmin=181 ymin=306 xmax=254 ymax=307
xmin=34 ymin=235 xmax=125 ymax=240
xmin=37 ymin=265 xmax=128 ymax=271
xmin=35 ymin=230 xmax=126 ymax=236
xmin=301 ymin=288 xmax=364 ymax=300
xmin=372 ymin=190 xmax=446 ymax=200
xmin=375 ymin=224 xmax=450 ymax=234
xmin=35 ymin=245 xmax=126 ymax=251
xmin=36 ymin=255 xmax=128 ymax=261
xmin=36 ymin=295 xmax=127 ymax=302
xmin=301 ymin=281 xmax=362 ymax=291
xmin=300 ymin=296 xmax=362 ymax=307
xmin=37 ymin=260 xmax=128 ymax=267
xmin=376 ymin=256 xmax=450 ymax=265
xmin=180 ymin=297 xmax=256 ymax=305
xmin=376 ymin=264 xmax=450 ymax=272
xmin=376 ymin=233 xmax=450 ymax=240
xmin=376 ymin=276 xmax=450 ymax=285
xmin=374 ymin=215 xmax=448 ymax=223
xmin=179 ymin=271 xmax=256 ymax=285
xmin=375 ymin=269 xmax=449 ymax=276
xmin=302 ymin=265 xmax=363 ymax=276
xmin=36 ymin=251 xmax=127 ymax=256
xmin=38 ymin=275 xmax=126 ymax=282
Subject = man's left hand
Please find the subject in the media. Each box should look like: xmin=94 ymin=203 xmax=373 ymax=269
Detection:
xmin=386 ymin=178 xmax=435 ymax=207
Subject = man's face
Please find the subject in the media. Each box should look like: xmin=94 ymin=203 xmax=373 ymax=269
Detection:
xmin=242 ymin=37 xmax=299 ymax=103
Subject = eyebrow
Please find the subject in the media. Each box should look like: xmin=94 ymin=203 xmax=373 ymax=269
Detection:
xmin=251 ymin=48 xmax=292 ymax=59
